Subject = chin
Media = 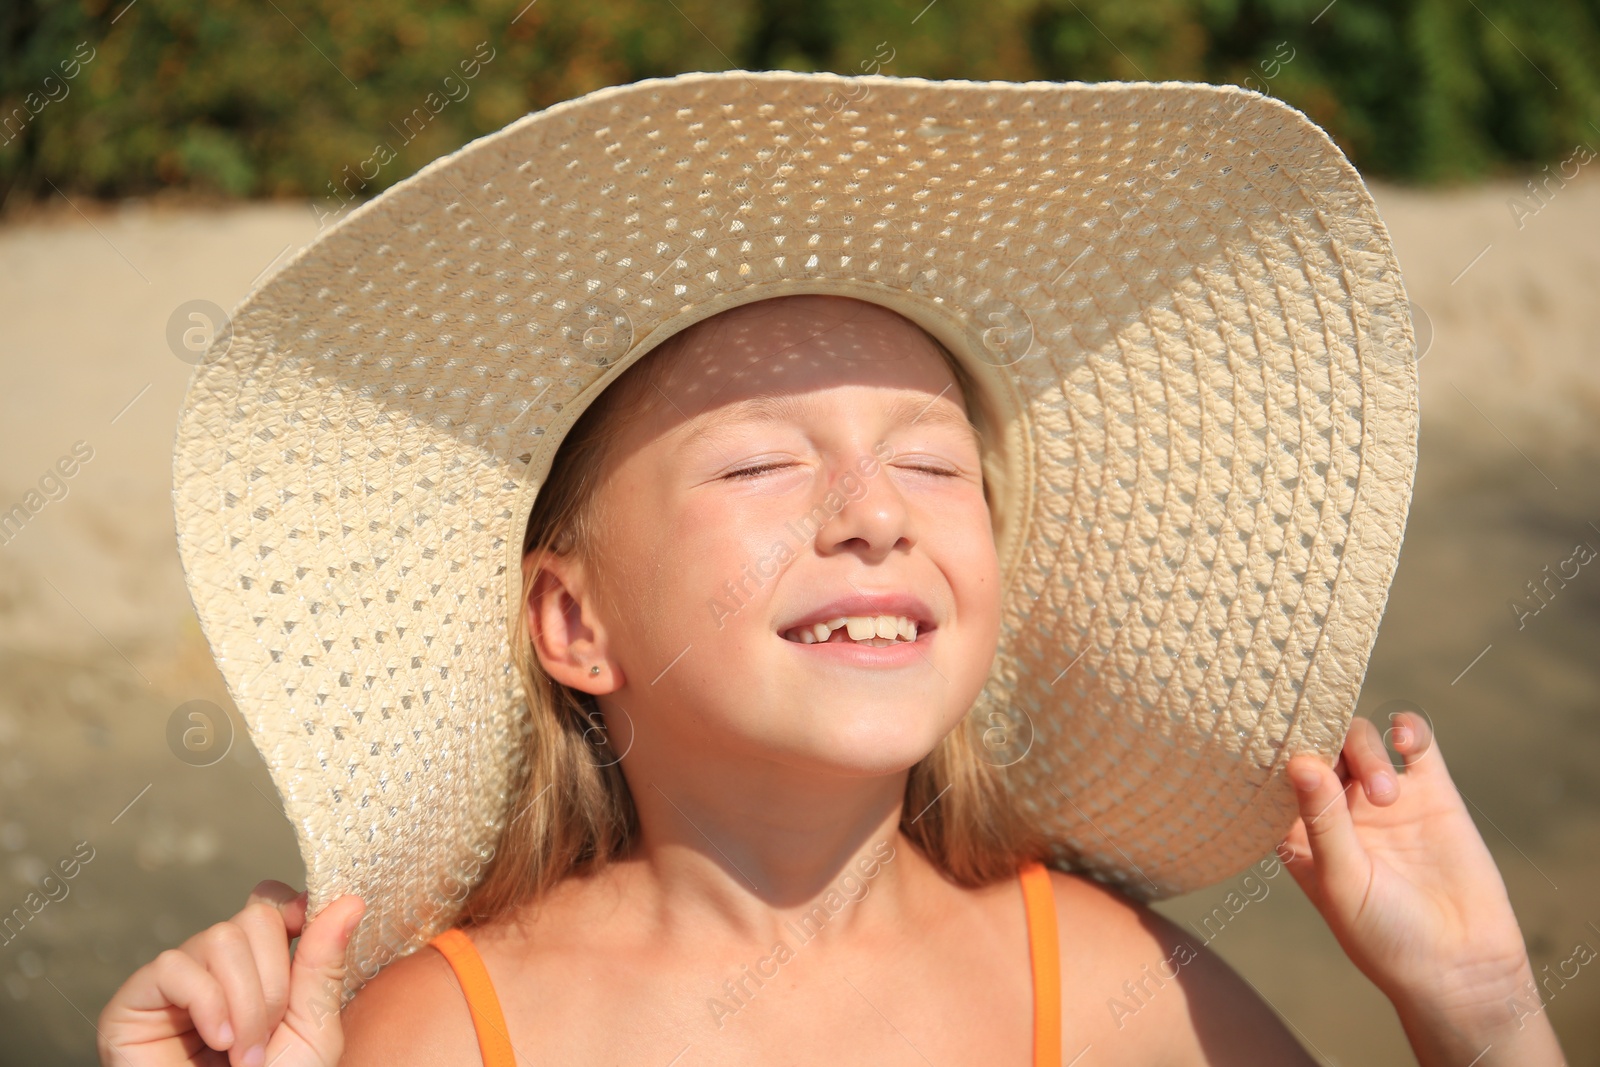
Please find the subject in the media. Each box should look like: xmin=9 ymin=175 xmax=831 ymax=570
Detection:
xmin=748 ymin=701 xmax=964 ymax=779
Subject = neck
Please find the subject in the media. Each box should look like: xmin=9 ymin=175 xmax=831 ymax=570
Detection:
xmin=608 ymin=728 xmax=927 ymax=949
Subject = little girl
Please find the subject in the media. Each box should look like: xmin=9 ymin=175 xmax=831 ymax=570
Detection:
xmin=96 ymin=70 xmax=1561 ymax=1062
xmin=101 ymin=294 xmax=1562 ymax=1065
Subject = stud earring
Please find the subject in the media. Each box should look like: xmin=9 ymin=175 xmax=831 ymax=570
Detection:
xmin=589 ymin=664 xmax=601 ymax=675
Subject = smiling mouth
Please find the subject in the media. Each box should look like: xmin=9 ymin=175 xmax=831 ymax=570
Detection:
xmin=780 ymin=615 xmax=923 ymax=647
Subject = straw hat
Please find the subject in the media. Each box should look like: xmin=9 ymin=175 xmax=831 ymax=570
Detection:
xmin=172 ymin=69 xmax=1418 ymax=987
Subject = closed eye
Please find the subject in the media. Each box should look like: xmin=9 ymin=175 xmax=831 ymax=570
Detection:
xmin=724 ymin=462 xmax=794 ymax=479
xmin=885 ymin=453 xmax=965 ymax=476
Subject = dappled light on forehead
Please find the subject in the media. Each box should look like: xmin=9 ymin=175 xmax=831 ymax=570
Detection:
xmin=647 ymin=295 xmax=953 ymax=423
xmin=686 ymin=390 xmax=981 ymax=453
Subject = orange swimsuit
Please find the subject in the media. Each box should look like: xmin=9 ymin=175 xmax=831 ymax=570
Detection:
xmin=429 ymin=859 xmax=1061 ymax=1066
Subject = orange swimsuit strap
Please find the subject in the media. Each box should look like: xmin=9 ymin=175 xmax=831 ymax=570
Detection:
xmin=1018 ymin=858 xmax=1063 ymax=1067
xmin=429 ymin=861 xmax=1061 ymax=1066
xmin=429 ymin=927 xmax=518 ymax=1067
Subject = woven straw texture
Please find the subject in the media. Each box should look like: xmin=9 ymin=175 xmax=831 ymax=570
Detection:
xmin=171 ymin=70 xmax=1418 ymax=991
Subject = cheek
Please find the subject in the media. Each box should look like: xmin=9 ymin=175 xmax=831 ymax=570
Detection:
xmin=942 ymin=501 xmax=1005 ymax=658
xmin=680 ymin=502 xmax=790 ymax=610
xmin=622 ymin=491 xmax=788 ymax=641
xmin=970 ymin=530 xmax=1004 ymax=619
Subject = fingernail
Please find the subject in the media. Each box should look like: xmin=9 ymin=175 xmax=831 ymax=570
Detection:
xmin=243 ymin=1045 xmax=266 ymax=1067
xmin=217 ymin=1020 xmax=234 ymax=1046
xmin=1368 ymin=771 xmax=1396 ymax=799
xmin=1393 ymin=725 xmax=1412 ymax=747
xmin=342 ymin=908 xmax=365 ymax=940
xmin=1288 ymin=762 xmax=1320 ymax=791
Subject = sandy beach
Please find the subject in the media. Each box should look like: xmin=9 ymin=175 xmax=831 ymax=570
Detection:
xmin=1 ymin=179 xmax=1597 ymax=1064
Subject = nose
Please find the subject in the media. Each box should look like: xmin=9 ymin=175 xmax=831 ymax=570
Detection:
xmin=811 ymin=449 xmax=912 ymax=562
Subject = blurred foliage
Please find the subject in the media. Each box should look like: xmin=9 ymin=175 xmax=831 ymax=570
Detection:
xmin=3 ymin=0 xmax=1600 ymax=208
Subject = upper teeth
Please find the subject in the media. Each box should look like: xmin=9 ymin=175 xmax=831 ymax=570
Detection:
xmin=784 ymin=615 xmax=919 ymax=644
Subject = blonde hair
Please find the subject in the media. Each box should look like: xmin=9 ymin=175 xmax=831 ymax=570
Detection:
xmin=456 ymin=307 xmax=1051 ymax=928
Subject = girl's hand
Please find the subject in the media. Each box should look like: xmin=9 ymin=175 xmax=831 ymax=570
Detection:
xmin=1280 ymin=712 xmax=1566 ymax=1066
xmin=97 ymin=881 xmax=365 ymax=1067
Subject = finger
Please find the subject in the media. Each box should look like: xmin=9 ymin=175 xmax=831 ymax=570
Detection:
xmin=282 ymin=888 xmax=310 ymax=937
xmin=1272 ymin=832 xmax=1318 ymax=901
xmin=1386 ymin=709 xmax=1438 ymax=773
xmin=193 ymin=922 xmax=270 ymax=1067
xmin=279 ymin=894 xmax=365 ymax=1062
xmin=139 ymin=947 xmax=238 ymax=1052
xmin=1285 ymin=753 xmax=1370 ymax=910
xmin=232 ymin=881 xmax=302 ymax=1036
xmin=1342 ymin=717 xmax=1399 ymax=805
xmin=245 ymin=879 xmax=303 ymax=921
xmin=251 ymin=881 xmax=311 ymax=940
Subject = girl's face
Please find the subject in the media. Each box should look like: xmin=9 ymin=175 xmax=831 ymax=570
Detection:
xmin=539 ymin=295 xmax=1002 ymax=779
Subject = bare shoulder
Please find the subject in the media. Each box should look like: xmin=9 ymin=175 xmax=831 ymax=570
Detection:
xmin=338 ymin=943 xmax=480 ymax=1067
xmin=1043 ymin=869 xmax=1318 ymax=1066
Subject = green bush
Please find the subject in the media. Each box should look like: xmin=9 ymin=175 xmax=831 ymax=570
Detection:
xmin=3 ymin=0 xmax=1598 ymax=208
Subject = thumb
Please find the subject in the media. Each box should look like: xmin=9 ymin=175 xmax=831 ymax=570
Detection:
xmin=1286 ymin=753 xmax=1370 ymax=915
xmin=279 ymin=894 xmax=365 ymax=1064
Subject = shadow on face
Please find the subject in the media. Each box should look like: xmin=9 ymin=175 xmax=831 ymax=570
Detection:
xmin=628 ymin=294 xmax=967 ymax=424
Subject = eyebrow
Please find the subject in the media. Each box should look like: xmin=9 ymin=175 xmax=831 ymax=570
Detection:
xmin=684 ymin=389 xmax=982 ymax=452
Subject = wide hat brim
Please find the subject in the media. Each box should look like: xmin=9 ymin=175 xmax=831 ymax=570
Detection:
xmin=172 ymin=70 xmax=1417 ymax=988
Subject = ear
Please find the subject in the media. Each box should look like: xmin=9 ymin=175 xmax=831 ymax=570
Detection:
xmin=522 ymin=548 xmax=619 ymax=693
